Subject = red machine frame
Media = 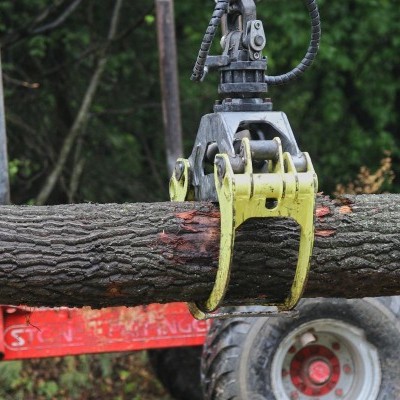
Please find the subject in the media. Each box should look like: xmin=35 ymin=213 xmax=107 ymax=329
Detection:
xmin=0 ymin=303 xmax=209 ymax=361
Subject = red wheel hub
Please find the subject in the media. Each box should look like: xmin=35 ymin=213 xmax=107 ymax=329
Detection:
xmin=308 ymin=360 xmax=331 ymax=384
xmin=290 ymin=345 xmax=340 ymax=396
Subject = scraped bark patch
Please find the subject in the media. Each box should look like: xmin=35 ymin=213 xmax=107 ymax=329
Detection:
xmin=316 ymin=206 xmax=331 ymax=218
xmin=154 ymin=208 xmax=220 ymax=267
xmin=315 ymin=229 xmax=336 ymax=237
xmin=339 ymin=205 xmax=353 ymax=214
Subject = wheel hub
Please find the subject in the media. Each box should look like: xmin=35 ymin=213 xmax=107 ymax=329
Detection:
xmin=290 ymin=345 xmax=340 ymax=396
xmin=308 ymin=360 xmax=331 ymax=385
xmin=271 ymin=319 xmax=382 ymax=400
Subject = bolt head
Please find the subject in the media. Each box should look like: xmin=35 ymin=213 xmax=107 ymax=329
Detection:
xmin=220 ymin=35 xmax=226 ymax=49
xmin=254 ymin=21 xmax=261 ymax=29
xmin=254 ymin=35 xmax=264 ymax=46
xmin=239 ymin=145 xmax=247 ymax=165
xmin=174 ymin=161 xmax=184 ymax=181
xmin=215 ymin=158 xmax=226 ymax=183
xmin=253 ymin=52 xmax=260 ymax=60
xmin=343 ymin=364 xmax=352 ymax=374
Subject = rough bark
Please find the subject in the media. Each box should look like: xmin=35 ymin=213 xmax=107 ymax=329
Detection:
xmin=0 ymin=194 xmax=398 ymax=308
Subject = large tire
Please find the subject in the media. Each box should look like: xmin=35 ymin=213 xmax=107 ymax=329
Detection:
xmin=148 ymin=346 xmax=203 ymax=400
xmin=201 ymin=298 xmax=400 ymax=400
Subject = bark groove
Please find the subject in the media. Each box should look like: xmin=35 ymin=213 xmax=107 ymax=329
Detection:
xmin=0 ymin=194 xmax=398 ymax=308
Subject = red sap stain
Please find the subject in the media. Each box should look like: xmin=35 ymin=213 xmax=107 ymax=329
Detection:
xmin=315 ymin=229 xmax=336 ymax=237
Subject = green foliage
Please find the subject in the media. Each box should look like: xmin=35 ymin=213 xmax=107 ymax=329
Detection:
xmin=254 ymin=0 xmax=400 ymax=191
xmin=1 ymin=0 xmax=167 ymax=204
xmin=145 ymin=14 xmax=155 ymax=25
xmin=0 ymin=353 xmax=173 ymax=400
xmin=175 ymin=0 xmax=400 ymax=193
xmin=2 ymin=0 xmax=398 ymax=205
xmin=0 ymin=361 xmax=23 ymax=389
xmin=27 ymin=35 xmax=49 ymax=58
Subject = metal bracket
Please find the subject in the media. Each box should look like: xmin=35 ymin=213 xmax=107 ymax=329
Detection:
xmin=169 ymin=158 xmax=193 ymax=201
xmin=178 ymin=138 xmax=317 ymax=320
xmin=188 ymin=304 xmax=299 ymax=320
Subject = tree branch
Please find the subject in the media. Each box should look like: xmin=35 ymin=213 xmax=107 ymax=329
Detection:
xmin=0 ymin=0 xmax=69 ymax=47
xmin=40 ymin=4 xmax=155 ymax=79
xmin=32 ymin=0 xmax=84 ymax=35
xmin=2 ymin=74 xmax=40 ymax=89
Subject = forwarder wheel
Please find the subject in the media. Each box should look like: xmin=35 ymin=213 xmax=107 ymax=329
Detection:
xmin=201 ymin=298 xmax=400 ymax=400
xmin=148 ymin=346 xmax=203 ymax=400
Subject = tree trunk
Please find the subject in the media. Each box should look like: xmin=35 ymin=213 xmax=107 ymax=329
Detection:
xmin=0 ymin=53 xmax=10 ymax=205
xmin=0 ymin=194 xmax=398 ymax=308
xmin=156 ymin=0 xmax=183 ymax=176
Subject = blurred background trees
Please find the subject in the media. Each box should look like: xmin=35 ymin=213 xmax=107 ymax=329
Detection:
xmin=0 ymin=0 xmax=398 ymax=206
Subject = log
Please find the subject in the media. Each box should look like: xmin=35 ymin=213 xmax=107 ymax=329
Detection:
xmin=0 ymin=194 xmax=398 ymax=308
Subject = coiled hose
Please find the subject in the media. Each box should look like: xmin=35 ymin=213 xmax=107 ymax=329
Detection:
xmin=191 ymin=0 xmax=321 ymax=86
xmin=265 ymin=0 xmax=321 ymax=86
xmin=191 ymin=0 xmax=229 ymax=81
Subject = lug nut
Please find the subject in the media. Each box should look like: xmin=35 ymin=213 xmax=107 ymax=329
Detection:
xmin=332 ymin=342 xmax=340 ymax=351
xmin=343 ymin=364 xmax=352 ymax=374
xmin=335 ymin=388 xmax=344 ymax=397
xmin=290 ymin=391 xmax=299 ymax=400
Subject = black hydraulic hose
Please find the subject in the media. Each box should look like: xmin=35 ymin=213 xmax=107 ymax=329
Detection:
xmin=191 ymin=0 xmax=229 ymax=81
xmin=265 ymin=0 xmax=321 ymax=86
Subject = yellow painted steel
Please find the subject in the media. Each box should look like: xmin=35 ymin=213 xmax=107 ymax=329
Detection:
xmin=170 ymin=139 xmax=318 ymax=320
xmin=169 ymin=158 xmax=192 ymax=201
